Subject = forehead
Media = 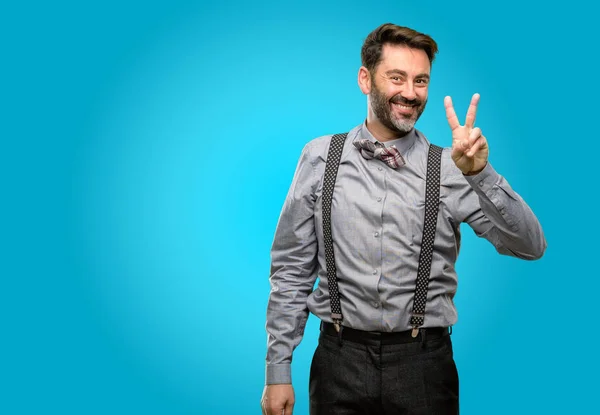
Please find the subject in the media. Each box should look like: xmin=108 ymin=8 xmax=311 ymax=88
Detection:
xmin=377 ymin=44 xmax=431 ymax=74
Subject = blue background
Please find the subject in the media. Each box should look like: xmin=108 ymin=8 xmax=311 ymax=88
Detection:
xmin=2 ymin=0 xmax=597 ymax=413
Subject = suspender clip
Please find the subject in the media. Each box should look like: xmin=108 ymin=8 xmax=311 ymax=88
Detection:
xmin=411 ymin=313 xmax=424 ymax=338
xmin=331 ymin=314 xmax=343 ymax=333
xmin=331 ymin=315 xmax=344 ymax=346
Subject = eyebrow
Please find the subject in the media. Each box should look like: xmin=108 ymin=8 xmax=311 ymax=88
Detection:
xmin=384 ymin=69 xmax=430 ymax=80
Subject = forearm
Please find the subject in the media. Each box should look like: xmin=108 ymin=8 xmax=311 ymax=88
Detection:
xmin=265 ymin=251 xmax=317 ymax=384
xmin=265 ymin=300 xmax=309 ymax=384
xmin=464 ymin=162 xmax=546 ymax=259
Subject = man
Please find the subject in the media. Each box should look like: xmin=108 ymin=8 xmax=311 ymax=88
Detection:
xmin=261 ymin=23 xmax=546 ymax=415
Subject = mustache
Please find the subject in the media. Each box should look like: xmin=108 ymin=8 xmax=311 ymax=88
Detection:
xmin=390 ymin=96 xmax=422 ymax=106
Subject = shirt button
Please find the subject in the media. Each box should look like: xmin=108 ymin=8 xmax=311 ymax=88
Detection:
xmin=372 ymin=269 xmax=378 ymax=275
xmin=500 ymin=208 xmax=506 ymax=215
xmin=479 ymin=180 xmax=484 ymax=187
xmin=374 ymin=231 xmax=379 ymax=237
xmin=377 ymin=197 xmax=382 ymax=202
xmin=378 ymin=167 xmax=383 ymax=171
xmin=372 ymin=302 xmax=380 ymax=309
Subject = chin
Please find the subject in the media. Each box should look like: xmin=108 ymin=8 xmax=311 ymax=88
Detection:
xmin=392 ymin=120 xmax=416 ymax=132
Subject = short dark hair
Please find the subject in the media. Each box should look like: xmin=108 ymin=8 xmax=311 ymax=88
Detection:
xmin=361 ymin=23 xmax=438 ymax=73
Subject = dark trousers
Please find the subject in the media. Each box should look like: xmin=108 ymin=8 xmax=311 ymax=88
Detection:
xmin=309 ymin=325 xmax=459 ymax=414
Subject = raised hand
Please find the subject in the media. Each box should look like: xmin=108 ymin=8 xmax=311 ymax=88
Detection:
xmin=444 ymin=93 xmax=489 ymax=175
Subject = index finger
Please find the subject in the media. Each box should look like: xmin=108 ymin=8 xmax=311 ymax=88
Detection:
xmin=444 ymin=96 xmax=460 ymax=131
xmin=464 ymin=93 xmax=480 ymax=129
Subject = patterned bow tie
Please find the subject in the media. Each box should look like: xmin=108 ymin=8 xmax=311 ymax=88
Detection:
xmin=353 ymin=139 xmax=406 ymax=169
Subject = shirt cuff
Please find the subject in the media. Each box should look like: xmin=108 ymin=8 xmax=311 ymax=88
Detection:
xmin=463 ymin=162 xmax=499 ymax=196
xmin=266 ymin=364 xmax=292 ymax=385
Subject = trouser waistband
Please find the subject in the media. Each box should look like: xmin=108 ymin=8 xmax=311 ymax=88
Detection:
xmin=320 ymin=321 xmax=450 ymax=345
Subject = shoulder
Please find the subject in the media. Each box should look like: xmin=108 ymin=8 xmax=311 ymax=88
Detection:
xmin=304 ymin=134 xmax=333 ymax=158
xmin=301 ymin=125 xmax=361 ymax=165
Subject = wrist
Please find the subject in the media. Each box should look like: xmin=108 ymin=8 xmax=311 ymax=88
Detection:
xmin=463 ymin=162 xmax=487 ymax=176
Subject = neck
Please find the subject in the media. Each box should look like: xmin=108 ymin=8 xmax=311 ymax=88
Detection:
xmin=365 ymin=114 xmax=411 ymax=142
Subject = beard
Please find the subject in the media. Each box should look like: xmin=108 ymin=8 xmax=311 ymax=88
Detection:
xmin=370 ymin=80 xmax=427 ymax=135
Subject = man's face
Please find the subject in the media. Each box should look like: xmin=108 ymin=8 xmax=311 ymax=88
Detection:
xmin=368 ymin=44 xmax=431 ymax=134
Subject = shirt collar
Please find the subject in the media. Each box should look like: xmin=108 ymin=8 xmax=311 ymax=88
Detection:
xmin=355 ymin=120 xmax=418 ymax=155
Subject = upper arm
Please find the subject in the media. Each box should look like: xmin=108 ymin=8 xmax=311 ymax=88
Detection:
xmin=269 ymin=143 xmax=320 ymax=299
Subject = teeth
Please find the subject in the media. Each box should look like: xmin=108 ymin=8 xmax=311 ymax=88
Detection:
xmin=393 ymin=104 xmax=413 ymax=110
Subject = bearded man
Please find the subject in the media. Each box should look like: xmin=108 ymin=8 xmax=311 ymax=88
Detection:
xmin=261 ymin=23 xmax=546 ymax=415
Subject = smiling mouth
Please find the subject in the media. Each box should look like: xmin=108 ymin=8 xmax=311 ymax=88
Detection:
xmin=391 ymin=102 xmax=416 ymax=114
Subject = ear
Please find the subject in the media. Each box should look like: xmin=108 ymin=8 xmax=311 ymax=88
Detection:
xmin=358 ymin=66 xmax=371 ymax=95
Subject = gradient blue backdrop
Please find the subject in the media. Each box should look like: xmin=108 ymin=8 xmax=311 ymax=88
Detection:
xmin=2 ymin=0 xmax=597 ymax=413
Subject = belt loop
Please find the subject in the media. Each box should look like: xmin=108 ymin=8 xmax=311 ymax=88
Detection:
xmin=420 ymin=328 xmax=427 ymax=349
xmin=449 ymin=325 xmax=453 ymax=336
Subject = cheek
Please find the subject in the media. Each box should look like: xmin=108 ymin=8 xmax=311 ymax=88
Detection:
xmin=388 ymin=87 xmax=405 ymax=101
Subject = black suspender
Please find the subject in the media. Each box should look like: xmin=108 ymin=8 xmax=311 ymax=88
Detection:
xmin=409 ymin=144 xmax=443 ymax=337
xmin=321 ymin=132 xmax=443 ymax=335
xmin=321 ymin=133 xmax=348 ymax=333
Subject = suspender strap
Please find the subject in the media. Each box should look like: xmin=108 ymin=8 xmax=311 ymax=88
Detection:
xmin=321 ymin=133 xmax=348 ymax=331
xmin=409 ymin=143 xmax=443 ymax=336
xmin=322 ymin=133 xmax=443 ymax=335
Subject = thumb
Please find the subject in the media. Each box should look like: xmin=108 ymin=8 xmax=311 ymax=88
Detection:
xmin=284 ymin=400 xmax=294 ymax=415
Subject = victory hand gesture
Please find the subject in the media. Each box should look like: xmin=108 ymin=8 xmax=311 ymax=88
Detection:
xmin=445 ymin=93 xmax=489 ymax=175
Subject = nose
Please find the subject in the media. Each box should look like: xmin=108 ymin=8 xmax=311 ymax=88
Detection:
xmin=400 ymin=83 xmax=417 ymax=101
